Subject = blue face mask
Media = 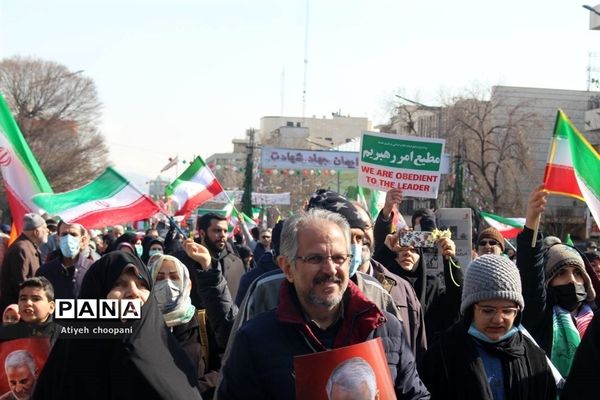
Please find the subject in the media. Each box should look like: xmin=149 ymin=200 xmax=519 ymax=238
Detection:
xmin=59 ymin=234 xmax=81 ymax=258
xmin=135 ymin=244 xmax=143 ymax=257
xmin=349 ymin=244 xmax=363 ymax=277
xmin=148 ymin=249 xmax=163 ymax=258
xmin=468 ymin=323 xmax=519 ymax=344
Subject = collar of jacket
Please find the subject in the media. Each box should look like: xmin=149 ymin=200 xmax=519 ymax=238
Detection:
xmin=276 ymin=279 xmax=386 ymax=349
xmin=19 ymin=233 xmax=39 ymax=250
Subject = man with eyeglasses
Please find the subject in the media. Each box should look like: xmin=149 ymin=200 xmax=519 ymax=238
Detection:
xmin=419 ymin=254 xmax=556 ymax=399
xmin=218 ymin=209 xmax=430 ymax=399
xmin=253 ymin=228 xmax=272 ymax=263
xmin=476 ymin=227 xmax=505 ymax=256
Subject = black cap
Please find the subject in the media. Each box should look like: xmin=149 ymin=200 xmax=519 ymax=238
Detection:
xmin=306 ymin=189 xmax=367 ymax=230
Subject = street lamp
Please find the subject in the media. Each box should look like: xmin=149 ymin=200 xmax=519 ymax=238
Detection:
xmin=583 ymin=5 xmax=600 ymax=16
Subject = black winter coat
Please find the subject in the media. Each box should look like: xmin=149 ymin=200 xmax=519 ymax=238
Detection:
xmin=516 ymin=226 xmax=554 ymax=355
xmin=374 ymin=244 xmax=463 ymax=345
xmin=419 ymin=318 xmax=556 ymax=400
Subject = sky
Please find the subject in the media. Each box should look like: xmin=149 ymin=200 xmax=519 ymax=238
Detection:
xmin=1 ymin=0 xmax=599 ymax=189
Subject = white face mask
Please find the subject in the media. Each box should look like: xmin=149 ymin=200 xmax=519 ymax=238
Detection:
xmin=154 ymin=279 xmax=181 ymax=310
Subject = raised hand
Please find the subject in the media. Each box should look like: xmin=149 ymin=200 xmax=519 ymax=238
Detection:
xmin=183 ymin=239 xmax=211 ymax=270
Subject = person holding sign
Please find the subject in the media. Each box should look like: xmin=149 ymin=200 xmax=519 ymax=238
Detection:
xmin=374 ymin=220 xmax=463 ymax=345
xmin=218 ymin=209 xmax=429 ymax=399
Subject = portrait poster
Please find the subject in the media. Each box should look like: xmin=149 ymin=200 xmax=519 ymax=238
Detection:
xmin=294 ymin=337 xmax=395 ymax=400
xmin=0 ymin=337 xmax=51 ymax=399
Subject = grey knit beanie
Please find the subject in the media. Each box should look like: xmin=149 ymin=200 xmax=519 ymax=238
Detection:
xmin=461 ymin=254 xmax=524 ymax=314
xmin=544 ymin=244 xmax=595 ymax=302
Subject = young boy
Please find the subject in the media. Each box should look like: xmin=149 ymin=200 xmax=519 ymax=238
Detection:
xmin=0 ymin=277 xmax=61 ymax=345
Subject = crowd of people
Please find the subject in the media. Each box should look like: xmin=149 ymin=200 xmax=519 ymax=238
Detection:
xmin=0 ymin=185 xmax=597 ymax=399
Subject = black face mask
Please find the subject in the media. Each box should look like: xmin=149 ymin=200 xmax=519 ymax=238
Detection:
xmin=548 ymin=283 xmax=587 ymax=311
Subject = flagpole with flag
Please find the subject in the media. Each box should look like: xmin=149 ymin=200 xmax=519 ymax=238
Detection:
xmin=543 ymin=109 xmax=600 ymax=232
xmin=165 ymin=156 xmax=225 ymax=216
xmin=0 ymin=92 xmax=53 ymax=239
xmin=160 ymin=155 xmax=179 ymax=173
xmin=32 ymin=167 xmax=161 ymax=229
xmin=479 ymin=211 xmax=525 ymax=239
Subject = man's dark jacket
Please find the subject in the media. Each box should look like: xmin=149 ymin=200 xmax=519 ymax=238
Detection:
xmin=0 ymin=234 xmax=41 ymax=311
xmin=218 ymin=279 xmax=430 ymax=399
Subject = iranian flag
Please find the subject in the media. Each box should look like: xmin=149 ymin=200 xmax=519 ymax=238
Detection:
xmin=480 ymin=211 xmax=525 ymax=239
xmin=0 ymin=93 xmax=53 ymax=235
xmin=165 ymin=156 xmax=224 ymax=216
xmin=544 ymin=110 xmax=600 ymax=227
xmin=32 ymin=168 xmax=160 ymax=229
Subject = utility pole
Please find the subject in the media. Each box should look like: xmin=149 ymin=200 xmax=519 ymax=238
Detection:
xmin=452 ymin=153 xmax=464 ymax=208
xmin=242 ymin=129 xmax=255 ymax=216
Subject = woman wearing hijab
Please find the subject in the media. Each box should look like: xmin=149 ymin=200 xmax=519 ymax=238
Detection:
xmin=148 ymin=254 xmax=219 ymax=396
xmin=113 ymin=232 xmax=143 ymax=258
xmin=420 ymin=255 xmax=556 ymax=399
xmin=32 ymin=251 xmax=202 ymax=400
xmin=517 ymin=185 xmax=597 ymax=379
xmin=141 ymin=238 xmax=164 ymax=264
xmin=373 ymin=226 xmax=464 ymax=344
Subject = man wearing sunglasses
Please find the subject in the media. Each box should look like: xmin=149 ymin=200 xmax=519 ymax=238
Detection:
xmin=476 ymin=227 xmax=505 ymax=256
xmin=218 ymin=208 xmax=430 ymax=399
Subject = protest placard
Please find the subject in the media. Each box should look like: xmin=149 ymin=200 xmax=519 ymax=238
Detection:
xmin=359 ymin=131 xmax=445 ymax=199
xmin=0 ymin=338 xmax=51 ymax=398
xmin=294 ymin=337 xmax=394 ymax=400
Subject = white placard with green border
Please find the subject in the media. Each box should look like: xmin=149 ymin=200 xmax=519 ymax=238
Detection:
xmin=358 ymin=131 xmax=445 ymax=199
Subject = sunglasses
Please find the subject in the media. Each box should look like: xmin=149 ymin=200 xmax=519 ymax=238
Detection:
xmin=478 ymin=239 xmax=499 ymax=247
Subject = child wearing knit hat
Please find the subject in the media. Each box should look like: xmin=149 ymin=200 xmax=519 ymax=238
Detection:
xmin=419 ymin=254 xmax=556 ymax=399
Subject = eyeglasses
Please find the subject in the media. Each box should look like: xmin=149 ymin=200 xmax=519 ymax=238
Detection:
xmin=261 ymin=236 xmax=271 ymax=239
xmin=474 ymin=304 xmax=519 ymax=319
xmin=478 ymin=239 xmax=499 ymax=247
xmin=293 ymin=254 xmax=353 ymax=265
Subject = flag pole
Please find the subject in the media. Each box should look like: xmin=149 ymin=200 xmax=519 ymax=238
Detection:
xmin=166 ymin=214 xmax=187 ymax=237
xmin=504 ymin=239 xmax=516 ymax=252
xmin=532 ymin=110 xmax=561 ymax=247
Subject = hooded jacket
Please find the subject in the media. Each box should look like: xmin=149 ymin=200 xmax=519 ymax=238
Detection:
xmin=218 ymin=280 xmax=429 ymax=399
xmin=32 ymin=251 xmax=202 ymax=400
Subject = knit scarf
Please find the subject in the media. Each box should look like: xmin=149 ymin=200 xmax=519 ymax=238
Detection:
xmin=434 ymin=319 xmax=554 ymax=400
xmin=551 ymin=304 xmax=594 ymax=377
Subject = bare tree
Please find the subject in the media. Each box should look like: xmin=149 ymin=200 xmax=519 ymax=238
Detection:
xmin=444 ymin=88 xmax=540 ymax=214
xmin=0 ymin=56 xmax=110 ymax=193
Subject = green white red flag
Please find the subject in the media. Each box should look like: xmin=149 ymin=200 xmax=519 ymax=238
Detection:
xmin=480 ymin=211 xmax=525 ymax=239
xmin=544 ymin=110 xmax=600 ymax=227
xmin=32 ymin=168 xmax=160 ymax=229
xmin=0 ymin=93 xmax=53 ymax=235
xmin=165 ymin=156 xmax=224 ymax=216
